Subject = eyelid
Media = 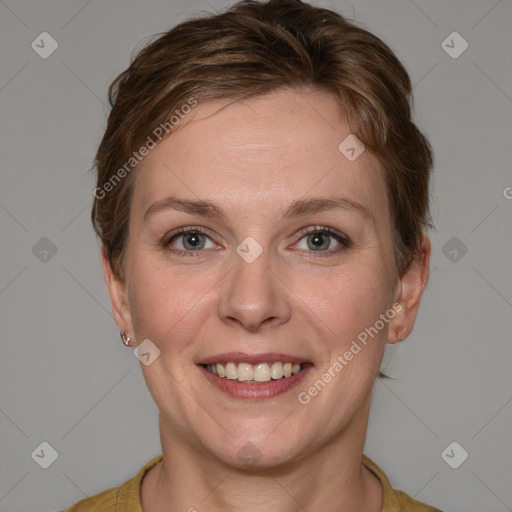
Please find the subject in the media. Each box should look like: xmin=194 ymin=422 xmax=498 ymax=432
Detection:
xmin=287 ymin=227 xmax=351 ymax=260
xmin=163 ymin=226 xmax=218 ymax=245
xmin=295 ymin=225 xmax=350 ymax=242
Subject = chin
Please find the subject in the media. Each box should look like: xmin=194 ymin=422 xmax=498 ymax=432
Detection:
xmin=211 ymin=440 xmax=303 ymax=471
xmin=194 ymin=419 xmax=312 ymax=471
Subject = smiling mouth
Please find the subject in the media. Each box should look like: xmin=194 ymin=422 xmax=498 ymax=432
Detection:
xmin=203 ymin=362 xmax=309 ymax=383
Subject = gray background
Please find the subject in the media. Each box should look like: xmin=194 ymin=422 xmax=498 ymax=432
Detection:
xmin=1 ymin=0 xmax=511 ymax=511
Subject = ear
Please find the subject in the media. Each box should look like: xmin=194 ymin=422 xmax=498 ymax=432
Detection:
xmin=101 ymin=246 xmax=134 ymax=344
xmin=387 ymin=234 xmax=431 ymax=343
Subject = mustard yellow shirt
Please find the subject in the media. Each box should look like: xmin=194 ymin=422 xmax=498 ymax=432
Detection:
xmin=60 ymin=454 xmax=443 ymax=511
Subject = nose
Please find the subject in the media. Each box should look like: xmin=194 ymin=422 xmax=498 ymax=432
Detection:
xmin=217 ymin=249 xmax=292 ymax=332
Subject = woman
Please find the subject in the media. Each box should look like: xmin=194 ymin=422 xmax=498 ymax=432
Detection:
xmin=63 ymin=0 xmax=442 ymax=510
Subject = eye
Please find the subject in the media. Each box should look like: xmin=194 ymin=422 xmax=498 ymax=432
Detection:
xmin=163 ymin=225 xmax=350 ymax=257
xmin=293 ymin=226 xmax=350 ymax=254
xmin=164 ymin=227 xmax=220 ymax=255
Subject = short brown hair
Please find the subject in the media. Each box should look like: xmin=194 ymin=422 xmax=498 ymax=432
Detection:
xmin=92 ymin=0 xmax=433 ymax=281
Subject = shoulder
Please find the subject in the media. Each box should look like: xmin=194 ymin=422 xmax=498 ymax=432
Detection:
xmin=59 ymin=454 xmax=164 ymax=512
xmin=391 ymin=489 xmax=444 ymax=511
xmin=362 ymin=454 xmax=444 ymax=512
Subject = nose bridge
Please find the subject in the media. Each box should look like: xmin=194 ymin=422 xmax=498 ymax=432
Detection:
xmin=218 ymin=246 xmax=291 ymax=331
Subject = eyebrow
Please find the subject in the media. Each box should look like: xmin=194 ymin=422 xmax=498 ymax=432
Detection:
xmin=143 ymin=195 xmax=371 ymax=223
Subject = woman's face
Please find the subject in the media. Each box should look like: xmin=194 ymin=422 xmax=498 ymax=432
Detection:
xmin=106 ymin=89 xmax=422 ymax=469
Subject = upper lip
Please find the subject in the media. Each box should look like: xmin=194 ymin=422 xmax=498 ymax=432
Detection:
xmin=196 ymin=352 xmax=311 ymax=365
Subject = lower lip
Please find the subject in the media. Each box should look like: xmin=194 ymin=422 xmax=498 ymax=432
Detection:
xmin=198 ymin=364 xmax=313 ymax=400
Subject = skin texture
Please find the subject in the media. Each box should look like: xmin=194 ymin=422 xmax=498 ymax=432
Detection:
xmin=103 ymin=88 xmax=431 ymax=511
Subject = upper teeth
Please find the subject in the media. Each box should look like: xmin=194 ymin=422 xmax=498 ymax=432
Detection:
xmin=205 ymin=362 xmax=303 ymax=382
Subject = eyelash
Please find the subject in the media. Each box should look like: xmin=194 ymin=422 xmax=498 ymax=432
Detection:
xmin=163 ymin=225 xmax=351 ymax=257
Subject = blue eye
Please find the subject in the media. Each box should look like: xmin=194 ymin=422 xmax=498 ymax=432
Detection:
xmin=163 ymin=225 xmax=350 ymax=257
xmin=294 ymin=226 xmax=351 ymax=254
xmin=164 ymin=227 xmax=218 ymax=255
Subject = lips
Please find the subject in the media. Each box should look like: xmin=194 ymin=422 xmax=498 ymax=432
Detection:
xmin=197 ymin=352 xmax=308 ymax=365
xmin=196 ymin=352 xmax=313 ymax=400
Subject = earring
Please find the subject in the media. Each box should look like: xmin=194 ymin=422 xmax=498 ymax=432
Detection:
xmin=120 ymin=331 xmax=131 ymax=347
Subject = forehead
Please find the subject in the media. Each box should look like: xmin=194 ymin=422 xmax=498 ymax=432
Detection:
xmin=133 ymin=89 xmax=388 ymax=221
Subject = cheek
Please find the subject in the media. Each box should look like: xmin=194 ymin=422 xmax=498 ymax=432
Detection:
xmin=295 ymin=263 xmax=392 ymax=344
xmin=127 ymin=258 xmax=217 ymax=349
